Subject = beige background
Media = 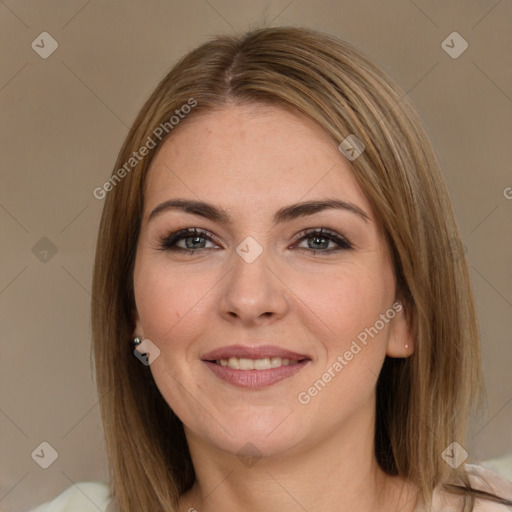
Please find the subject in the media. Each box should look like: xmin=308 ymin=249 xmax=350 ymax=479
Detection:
xmin=1 ymin=1 xmax=511 ymax=510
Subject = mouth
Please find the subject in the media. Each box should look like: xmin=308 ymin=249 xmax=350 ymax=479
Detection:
xmin=209 ymin=356 xmax=307 ymax=370
xmin=200 ymin=345 xmax=312 ymax=388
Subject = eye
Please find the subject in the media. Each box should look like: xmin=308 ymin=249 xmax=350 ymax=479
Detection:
xmin=158 ymin=227 xmax=353 ymax=255
xmin=293 ymin=228 xmax=353 ymax=254
xmin=158 ymin=228 xmax=219 ymax=253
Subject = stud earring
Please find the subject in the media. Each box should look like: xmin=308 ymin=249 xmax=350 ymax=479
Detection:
xmin=132 ymin=337 xmax=143 ymax=346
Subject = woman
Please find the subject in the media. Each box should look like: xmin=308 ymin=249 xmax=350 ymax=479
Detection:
xmin=29 ymin=26 xmax=512 ymax=512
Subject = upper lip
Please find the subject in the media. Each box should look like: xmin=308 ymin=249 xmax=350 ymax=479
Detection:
xmin=201 ymin=344 xmax=311 ymax=361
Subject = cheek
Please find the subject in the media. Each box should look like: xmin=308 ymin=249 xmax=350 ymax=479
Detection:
xmin=134 ymin=256 xmax=218 ymax=346
xmin=133 ymin=259 xmax=215 ymax=418
xmin=310 ymin=271 xmax=395 ymax=400
xmin=293 ymin=265 xmax=394 ymax=410
xmin=296 ymin=264 xmax=393 ymax=348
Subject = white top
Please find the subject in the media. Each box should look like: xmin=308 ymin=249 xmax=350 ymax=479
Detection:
xmin=27 ymin=464 xmax=512 ymax=512
xmin=27 ymin=481 xmax=111 ymax=512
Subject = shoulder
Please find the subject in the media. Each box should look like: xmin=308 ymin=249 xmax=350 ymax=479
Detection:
xmin=431 ymin=464 xmax=512 ymax=512
xmin=466 ymin=464 xmax=512 ymax=510
xmin=26 ymin=481 xmax=111 ymax=512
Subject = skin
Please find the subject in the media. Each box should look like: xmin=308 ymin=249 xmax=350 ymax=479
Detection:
xmin=132 ymin=103 xmax=417 ymax=512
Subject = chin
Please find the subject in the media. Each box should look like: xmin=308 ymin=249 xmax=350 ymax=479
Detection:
xmin=187 ymin=413 xmax=310 ymax=460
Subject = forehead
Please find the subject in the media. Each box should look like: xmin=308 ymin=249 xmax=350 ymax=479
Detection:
xmin=144 ymin=104 xmax=375 ymax=222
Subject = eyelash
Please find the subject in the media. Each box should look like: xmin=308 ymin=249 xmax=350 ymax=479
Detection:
xmin=157 ymin=227 xmax=353 ymax=255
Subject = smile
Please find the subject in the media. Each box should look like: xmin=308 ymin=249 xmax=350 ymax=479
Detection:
xmin=201 ymin=344 xmax=312 ymax=388
xmin=202 ymin=358 xmax=311 ymax=388
xmin=215 ymin=356 xmax=301 ymax=370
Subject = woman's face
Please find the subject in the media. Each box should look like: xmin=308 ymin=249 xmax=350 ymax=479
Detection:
xmin=132 ymin=103 xmax=412 ymax=458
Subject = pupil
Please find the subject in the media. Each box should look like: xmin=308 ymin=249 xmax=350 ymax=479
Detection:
xmin=186 ymin=236 xmax=205 ymax=249
xmin=310 ymin=236 xmax=328 ymax=249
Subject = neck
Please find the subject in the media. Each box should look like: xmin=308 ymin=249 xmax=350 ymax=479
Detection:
xmin=178 ymin=403 xmax=419 ymax=512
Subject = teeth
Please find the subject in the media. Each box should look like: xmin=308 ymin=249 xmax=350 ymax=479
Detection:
xmin=216 ymin=356 xmax=301 ymax=370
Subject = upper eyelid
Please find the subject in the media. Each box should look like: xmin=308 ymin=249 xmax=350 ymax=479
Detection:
xmin=175 ymin=227 xmax=221 ymax=245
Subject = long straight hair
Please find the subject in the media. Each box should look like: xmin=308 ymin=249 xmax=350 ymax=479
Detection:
xmin=91 ymin=26 xmax=505 ymax=511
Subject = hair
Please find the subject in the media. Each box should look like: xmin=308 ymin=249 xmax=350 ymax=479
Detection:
xmin=91 ymin=26 xmax=511 ymax=511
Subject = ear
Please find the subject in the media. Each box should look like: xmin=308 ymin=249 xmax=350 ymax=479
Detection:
xmin=132 ymin=308 xmax=144 ymax=340
xmin=385 ymin=302 xmax=414 ymax=358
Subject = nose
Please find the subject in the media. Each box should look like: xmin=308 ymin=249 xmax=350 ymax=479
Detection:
xmin=217 ymin=241 xmax=290 ymax=326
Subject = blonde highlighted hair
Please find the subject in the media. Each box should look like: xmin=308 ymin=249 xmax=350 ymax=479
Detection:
xmin=92 ymin=26 xmax=504 ymax=511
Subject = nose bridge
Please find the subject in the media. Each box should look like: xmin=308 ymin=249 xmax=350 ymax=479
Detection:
xmin=219 ymin=235 xmax=288 ymax=321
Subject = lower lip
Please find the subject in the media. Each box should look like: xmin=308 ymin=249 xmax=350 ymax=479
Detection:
xmin=202 ymin=360 xmax=310 ymax=388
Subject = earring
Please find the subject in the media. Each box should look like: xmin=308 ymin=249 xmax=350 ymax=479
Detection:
xmin=405 ymin=344 xmax=409 ymax=349
xmin=132 ymin=337 xmax=143 ymax=346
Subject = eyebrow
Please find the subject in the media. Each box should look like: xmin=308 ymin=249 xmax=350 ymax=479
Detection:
xmin=147 ymin=198 xmax=371 ymax=225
